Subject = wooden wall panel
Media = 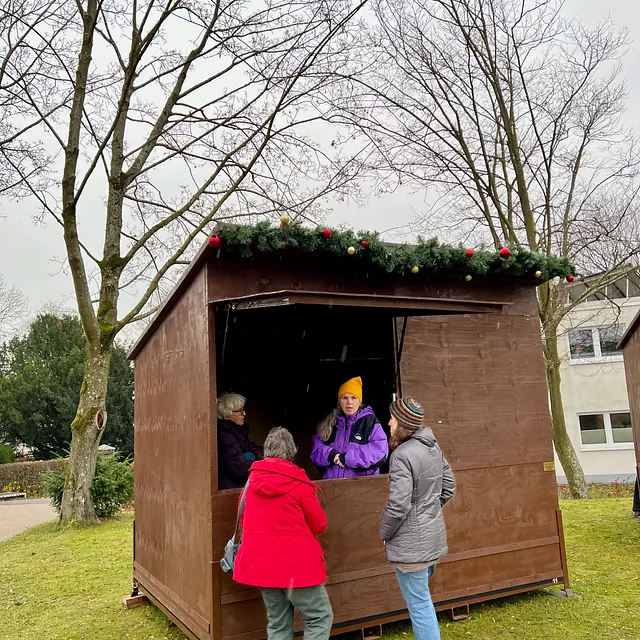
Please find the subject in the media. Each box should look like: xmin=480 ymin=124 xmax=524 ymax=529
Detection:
xmin=206 ymin=253 xmax=538 ymax=317
xmin=443 ymin=463 xmax=559 ymax=552
xmin=134 ymin=266 xmax=213 ymax=639
xmin=218 ymin=536 xmax=565 ymax=640
xmin=213 ymin=465 xmax=564 ymax=640
xmin=622 ymin=328 xmax=640 ymax=471
xmin=400 ymin=313 xmax=555 ymax=470
xmin=213 ymin=476 xmax=392 ymax=597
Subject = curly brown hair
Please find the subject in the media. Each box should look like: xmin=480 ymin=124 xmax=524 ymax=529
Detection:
xmin=389 ymin=421 xmax=420 ymax=450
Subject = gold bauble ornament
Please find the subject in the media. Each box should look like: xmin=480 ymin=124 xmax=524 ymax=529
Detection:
xmin=411 ymin=266 xmax=419 ymax=274
xmin=465 ymin=274 xmax=473 ymax=282
xmin=347 ymin=246 xmax=356 ymax=255
xmin=535 ymin=270 xmax=542 ymax=278
xmin=280 ymin=214 xmax=290 ymax=225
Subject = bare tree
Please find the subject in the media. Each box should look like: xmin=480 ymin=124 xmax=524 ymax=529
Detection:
xmin=0 ymin=0 xmax=71 ymax=196
xmin=0 ymin=274 xmax=29 ymax=338
xmin=1 ymin=0 xmax=367 ymax=522
xmin=329 ymin=0 xmax=640 ymax=497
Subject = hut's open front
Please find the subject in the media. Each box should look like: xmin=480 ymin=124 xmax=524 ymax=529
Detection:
xmin=129 ymin=232 xmax=571 ymax=640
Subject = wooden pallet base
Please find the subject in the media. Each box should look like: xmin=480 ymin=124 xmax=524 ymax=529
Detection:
xmin=122 ymin=593 xmax=149 ymax=610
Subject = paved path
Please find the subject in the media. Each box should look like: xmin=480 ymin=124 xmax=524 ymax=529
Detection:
xmin=0 ymin=498 xmax=57 ymax=542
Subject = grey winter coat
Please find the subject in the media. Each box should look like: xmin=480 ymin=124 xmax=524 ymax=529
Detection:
xmin=379 ymin=427 xmax=455 ymax=564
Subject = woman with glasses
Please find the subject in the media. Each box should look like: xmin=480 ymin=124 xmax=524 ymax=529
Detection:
xmin=217 ymin=393 xmax=264 ymax=490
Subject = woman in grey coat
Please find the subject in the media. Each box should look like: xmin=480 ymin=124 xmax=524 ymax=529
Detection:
xmin=379 ymin=397 xmax=455 ymax=640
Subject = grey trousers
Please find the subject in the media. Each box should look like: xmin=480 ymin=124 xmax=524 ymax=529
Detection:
xmin=260 ymin=585 xmax=333 ymax=640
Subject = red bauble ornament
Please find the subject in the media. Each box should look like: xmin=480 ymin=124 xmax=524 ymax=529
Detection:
xmin=208 ymin=235 xmax=221 ymax=249
xmin=361 ymin=239 xmax=369 ymax=249
xmin=465 ymin=249 xmax=474 ymax=258
xmin=322 ymin=228 xmax=331 ymax=238
xmin=567 ymin=275 xmax=575 ymax=283
xmin=499 ymin=247 xmax=511 ymax=259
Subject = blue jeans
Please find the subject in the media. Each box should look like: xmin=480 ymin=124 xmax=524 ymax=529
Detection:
xmin=395 ymin=565 xmax=440 ymax=640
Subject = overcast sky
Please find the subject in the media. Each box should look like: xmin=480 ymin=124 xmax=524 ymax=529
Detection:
xmin=1 ymin=0 xmax=639 ymax=324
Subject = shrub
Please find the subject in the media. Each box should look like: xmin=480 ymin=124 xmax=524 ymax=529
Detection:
xmin=0 ymin=459 xmax=63 ymax=497
xmin=44 ymin=454 xmax=134 ymax=519
xmin=0 ymin=443 xmax=16 ymax=464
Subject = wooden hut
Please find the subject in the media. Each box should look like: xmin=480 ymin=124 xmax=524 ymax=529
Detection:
xmin=127 ymin=223 xmax=572 ymax=640
xmin=618 ymin=312 xmax=640 ymax=488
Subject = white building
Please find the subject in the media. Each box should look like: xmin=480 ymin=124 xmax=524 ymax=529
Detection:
xmin=554 ymin=273 xmax=639 ymax=484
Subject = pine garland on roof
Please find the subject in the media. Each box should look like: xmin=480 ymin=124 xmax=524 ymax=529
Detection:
xmin=210 ymin=221 xmax=574 ymax=282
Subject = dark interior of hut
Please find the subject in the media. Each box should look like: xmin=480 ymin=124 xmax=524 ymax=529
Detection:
xmin=214 ymin=304 xmax=403 ymax=482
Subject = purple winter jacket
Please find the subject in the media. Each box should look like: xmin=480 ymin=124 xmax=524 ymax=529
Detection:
xmin=310 ymin=405 xmax=389 ymax=480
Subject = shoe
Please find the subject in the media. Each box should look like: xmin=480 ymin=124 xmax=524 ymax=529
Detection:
xmin=633 ymin=512 xmax=640 ymax=519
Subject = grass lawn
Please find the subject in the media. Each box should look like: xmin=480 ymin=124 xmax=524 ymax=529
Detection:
xmin=1 ymin=499 xmax=638 ymax=640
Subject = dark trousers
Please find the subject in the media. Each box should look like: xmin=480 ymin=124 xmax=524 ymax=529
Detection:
xmin=261 ymin=586 xmax=333 ymax=640
xmin=633 ymin=477 xmax=640 ymax=514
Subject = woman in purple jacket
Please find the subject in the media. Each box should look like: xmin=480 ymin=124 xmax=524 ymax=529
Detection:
xmin=311 ymin=377 xmax=389 ymax=480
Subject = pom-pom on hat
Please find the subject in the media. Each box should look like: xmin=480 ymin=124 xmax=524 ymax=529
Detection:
xmin=338 ymin=376 xmax=363 ymax=402
xmin=389 ymin=397 xmax=424 ymax=429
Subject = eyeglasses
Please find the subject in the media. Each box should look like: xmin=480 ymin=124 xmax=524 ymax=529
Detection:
xmin=232 ymin=409 xmax=246 ymax=415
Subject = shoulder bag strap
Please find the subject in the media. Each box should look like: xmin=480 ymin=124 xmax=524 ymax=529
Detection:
xmin=231 ymin=475 xmax=250 ymax=543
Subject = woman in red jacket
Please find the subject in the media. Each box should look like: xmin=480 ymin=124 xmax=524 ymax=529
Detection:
xmin=234 ymin=427 xmax=333 ymax=640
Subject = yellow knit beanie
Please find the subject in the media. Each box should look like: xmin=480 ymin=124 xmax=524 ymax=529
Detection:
xmin=338 ymin=377 xmax=363 ymax=402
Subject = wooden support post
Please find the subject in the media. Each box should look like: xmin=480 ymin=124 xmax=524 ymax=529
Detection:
xmin=361 ymin=623 xmax=383 ymax=640
xmin=123 ymin=518 xmax=150 ymax=608
xmin=211 ymin=559 xmax=222 ymax=640
xmin=131 ymin=519 xmax=139 ymax=597
xmin=554 ymin=509 xmax=578 ymax=598
xmin=448 ymin=604 xmax=470 ymax=621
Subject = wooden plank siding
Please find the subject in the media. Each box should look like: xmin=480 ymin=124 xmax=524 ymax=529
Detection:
xmin=133 ymin=265 xmax=214 ymax=640
xmin=622 ymin=321 xmax=640 ymax=475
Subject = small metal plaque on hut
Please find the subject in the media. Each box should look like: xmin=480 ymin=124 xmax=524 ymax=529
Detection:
xmin=543 ymin=461 xmax=555 ymax=472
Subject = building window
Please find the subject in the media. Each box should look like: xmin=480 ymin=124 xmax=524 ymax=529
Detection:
xmin=568 ymin=326 xmax=624 ymax=361
xmin=610 ymin=412 xmax=634 ymax=444
xmin=579 ymin=411 xmax=634 ymax=448
xmin=578 ymin=413 xmax=606 ymax=445
xmin=569 ymin=329 xmax=595 ymax=359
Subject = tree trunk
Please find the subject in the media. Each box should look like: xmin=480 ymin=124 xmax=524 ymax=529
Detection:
xmin=59 ymin=344 xmax=111 ymax=524
xmin=543 ymin=323 xmax=590 ymax=499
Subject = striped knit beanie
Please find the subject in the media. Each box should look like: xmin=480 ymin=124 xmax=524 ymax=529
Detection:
xmin=389 ymin=397 xmax=424 ymax=429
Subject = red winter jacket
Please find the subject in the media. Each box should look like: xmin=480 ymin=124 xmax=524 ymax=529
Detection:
xmin=233 ymin=458 xmax=328 ymax=589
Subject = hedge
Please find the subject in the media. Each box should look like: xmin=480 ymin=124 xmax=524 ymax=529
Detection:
xmin=0 ymin=460 xmax=64 ymax=498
